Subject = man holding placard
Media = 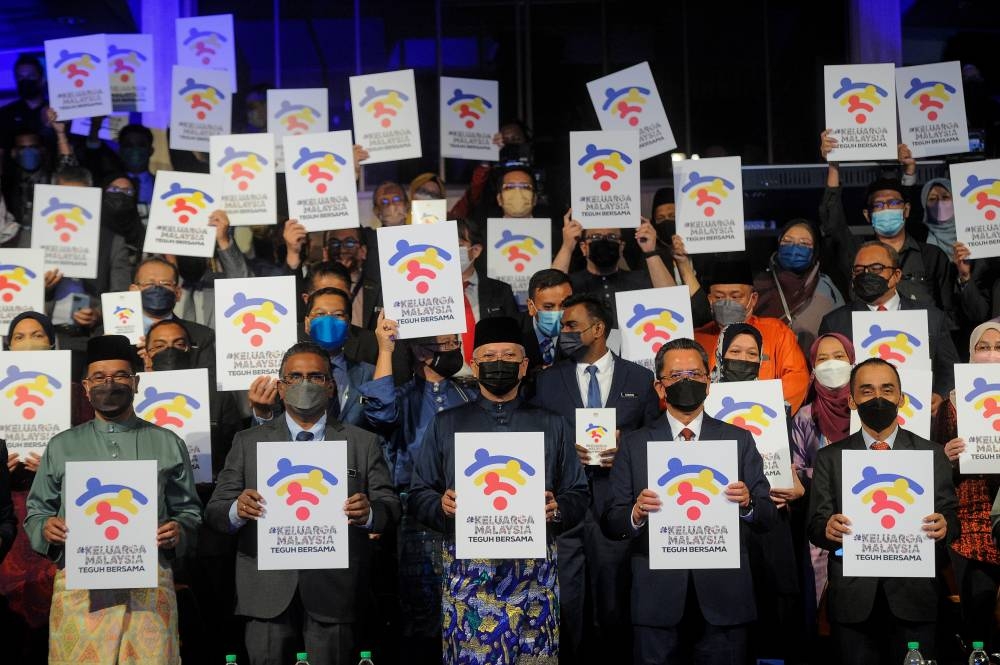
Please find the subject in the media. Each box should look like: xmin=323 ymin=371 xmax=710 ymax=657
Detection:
xmin=808 ymin=358 xmax=957 ymax=664
xmin=24 ymin=335 xmax=202 ymax=664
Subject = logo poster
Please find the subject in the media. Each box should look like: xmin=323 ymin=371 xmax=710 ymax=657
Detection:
xmin=851 ymin=310 xmax=931 ymax=371
xmin=30 ymin=184 xmax=102 ymax=279
xmin=143 ymin=171 xmax=220 ymax=258
xmin=586 ymin=61 xmax=676 ymax=160
xmin=956 ymin=363 xmax=1000 ymax=474
xmin=486 ymin=218 xmax=552 ymax=306
xmin=44 ymin=34 xmax=113 ymax=121
xmin=0 ymin=249 xmax=44 ymax=329
xmin=107 ymin=33 xmax=155 ymax=112
xmin=576 ymin=408 xmax=616 ymax=465
xmin=170 ymin=66 xmax=232 ymax=152
xmin=952 ymin=159 xmax=1000 ymax=260
xmin=823 ymin=64 xmax=898 ymax=161
xmin=570 ymin=130 xmax=641 ymax=229
xmin=349 ymin=69 xmax=421 ymax=164
xmin=267 ymin=88 xmax=329 ymax=172
xmin=615 ymin=286 xmax=694 ymax=372
xmin=0 ymin=350 xmax=71 ymax=460
xmin=673 ymin=156 xmax=745 ymax=254
xmin=283 ymin=131 xmax=360 ymax=232
xmin=440 ymin=76 xmax=499 ymax=161
xmin=136 ymin=368 xmax=213 ymax=484
xmin=895 ymin=61 xmax=969 ymax=158
xmin=210 ymin=133 xmax=277 ymax=227
xmin=175 ymin=13 xmax=237 ymax=92
xmin=101 ymin=291 xmax=144 ymax=344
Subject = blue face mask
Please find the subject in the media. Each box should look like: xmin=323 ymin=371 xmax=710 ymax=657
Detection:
xmin=776 ymin=244 xmax=813 ymax=272
xmin=16 ymin=146 xmax=41 ymax=172
xmin=309 ymin=315 xmax=349 ymax=350
xmin=871 ymin=209 xmax=905 ymax=237
xmin=535 ymin=309 xmax=563 ymax=338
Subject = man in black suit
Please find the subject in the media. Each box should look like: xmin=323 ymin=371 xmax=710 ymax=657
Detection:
xmin=206 ymin=342 xmax=400 ymax=665
xmin=819 ymin=240 xmax=960 ymax=415
xmin=807 ymin=357 xmax=958 ymax=664
xmin=532 ymin=293 xmax=659 ymax=663
xmin=602 ymin=337 xmax=777 ymax=665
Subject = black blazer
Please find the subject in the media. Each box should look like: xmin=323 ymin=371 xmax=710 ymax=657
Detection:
xmin=177 ymin=316 xmax=216 ymax=372
xmin=476 ymin=274 xmax=519 ymax=320
xmin=0 ymin=440 xmax=15 ymax=563
xmin=807 ymin=429 xmax=959 ymax=624
xmin=601 ymin=414 xmax=777 ymax=627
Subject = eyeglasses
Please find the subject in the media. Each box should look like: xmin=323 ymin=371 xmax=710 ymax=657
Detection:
xmin=974 ymin=344 xmax=1000 ymax=354
xmin=584 ymin=233 xmax=621 ymax=244
xmin=474 ymin=351 xmax=524 ymax=363
xmin=135 ymin=279 xmax=177 ymax=289
xmin=377 ymin=195 xmax=404 ymax=206
xmin=869 ymin=199 xmax=905 ymax=211
xmin=422 ymin=339 xmax=461 ymax=351
xmin=501 ymin=182 xmax=534 ymax=192
xmin=84 ymin=371 xmax=136 ymax=384
xmin=105 ymin=185 xmax=136 ymax=197
xmin=326 ymin=239 xmax=361 ymax=251
xmin=148 ymin=339 xmax=190 ymax=352
xmin=658 ymin=370 xmax=708 ymax=383
xmin=851 ymin=263 xmax=897 ymax=276
xmin=281 ymin=372 xmax=330 ymax=386
xmin=780 ymin=238 xmax=814 ymax=249
xmin=309 ymin=310 xmax=348 ymax=320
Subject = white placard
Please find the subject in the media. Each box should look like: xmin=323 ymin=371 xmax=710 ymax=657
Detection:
xmin=454 ymin=432 xmax=547 ymax=560
xmin=851 ymin=310 xmax=931 ymax=371
xmin=576 ymin=408 xmax=616 ymax=465
xmin=952 ymin=159 xmax=1000 ymax=260
xmin=136 ymin=369 xmax=213 ymax=484
xmin=440 ymin=76 xmax=499 ymax=161
xmin=896 ymin=61 xmax=969 ymax=158
xmin=256 ymin=441 xmax=349 ymax=570
xmin=30 ymin=184 xmax=102 ymax=279
xmin=69 ymin=114 xmax=130 ymax=141
xmin=100 ymin=291 xmax=144 ymax=344
xmin=849 ymin=369 xmax=933 ymax=441
xmin=674 ymin=156 xmax=745 ymax=254
xmin=107 ymin=33 xmax=156 ymax=112
xmin=175 ymin=13 xmax=237 ymax=92
xmin=210 ymin=133 xmax=277 ymax=227
xmin=0 ymin=249 xmax=45 ymax=329
xmin=615 ymin=286 xmax=694 ymax=372
xmin=170 ymin=66 xmax=232 ymax=152
xmin=44 ymin=34 xmax=113 ymax=121
xmin=955 ymin=363 xmax=1000 ymax=473
xmin=823 ymin=64 xmax=897 ymax=161
xmin=570 ymin=130 xmax=641 ymax=229
xmin=349 ymin=69 xmax=422 ymax=164
xmin=586 ymin=61 xmax=676 ymax=160
xmin=267 ymin=88 xmax=329 ymax=172
xmin=0 ymin=350 xmax=71 ymax=460
xmin=646 ymin=440 xmax=740 ymax=569
xmin=377 ymin=220 xmax=465 ymax=339
xmin=411 ymin=199 xmax=447 ymax=225
xmin=485 ymin=218 xmax=552 ymax=306
xmin=704 ymin=380 xmax=793 ymax=489
xmin=143 ymin=171 xmax=220 ymax=258
xmin=283 ymin=131 xmax=360 ymax=232
xmin=841 ymin=449 xmax=935 ymax=577
xmin=214 ymin=276 xmax=299 ymax=391
xmin=65 ymin=460 xmax=158 ymax=589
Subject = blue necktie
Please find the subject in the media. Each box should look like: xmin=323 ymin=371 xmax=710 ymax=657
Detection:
xmin=585 ymin=365 xmax=601 ymax=408
xmin=539 ymin=336 xmax=554 ymax=365
xmin=296 ymin=431 xmax=314 ymax=441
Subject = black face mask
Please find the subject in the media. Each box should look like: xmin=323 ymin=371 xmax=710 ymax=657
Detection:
xmin=721 ymin=358 xmax=760 ymax=382
xmin=557 ymin=330 xmax=588 ymax=361
xmin=102 ymin=192 xmax=140 ymax=237
xmin=852 ymin=272 xmax=890 ymax=304
xmin=151 ymin=347 xmax=193 ymax=371
xmin=856 ymin=396 xmax=899 ymax=432
xmin=477 ymin=360 xmax=522 ymax=397
xmin=16 ymin=78 xmax=41 ymax=100
xmin=665 ymin=378 xmax=708 ymax=412
xmin=587 ymin=240 xmax=620 ymax=270
xmin=141 ymin=286 xmax=177 ymax=317
xmin=427 ymin=348 xmax=463 ymax=378
xmin=88 ymin=382 xmax=134 ymax=418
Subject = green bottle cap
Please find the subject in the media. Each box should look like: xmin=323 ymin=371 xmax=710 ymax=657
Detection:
xmin=973 ymin=641 xmax=985 ymax=649
xmin=360 ymin=652 xmax=372 ymax=658
xmin=907 ymin=642 xmax=920 ymax=649
xmin=225 ymin=657 xmax=237 ymax=664
xmin=296 ymin=653 xmax=308 ymax=661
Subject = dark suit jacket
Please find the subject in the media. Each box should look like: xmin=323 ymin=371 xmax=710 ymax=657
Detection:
xmin=205 ymin=417 xmax=400 ymax=622
xmin=0 ymin=440 xmax=15 ymax=563
xmin=807 ymin=429 xmax=958 ymax=624
xmin=818 ymin=297 xmax=960 ymax=396
xmin=476 ymin=274 xmax=519 ymax=320
xmin=176 ymin=316 xmax=216 ymax=372
xmin=601 ymin=414 xmax=777 ymax=627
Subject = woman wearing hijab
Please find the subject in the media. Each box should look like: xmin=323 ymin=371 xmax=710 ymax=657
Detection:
xmin=918 ymin=177 xmax=956 ymax=255
xmin=935 ymin=321 xmax=1000 ymax=652
xmin=754 ymin=219 xmax=845 ymax=357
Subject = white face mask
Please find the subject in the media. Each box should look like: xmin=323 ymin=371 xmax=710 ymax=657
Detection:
xmin=460 ymin=246 xmax=475 ymax=273
xmin=814 ymin=359 xmax=852 ymax=389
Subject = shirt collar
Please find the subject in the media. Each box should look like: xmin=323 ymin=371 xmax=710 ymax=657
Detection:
xmin=284 ymin=411 xmax=327 ymax=440
xmin=665 ymin=410 xmax=705 ymax=440
xmin=860 ymin=424 xmax=899 ymax=449
xmin=867 ymin=291 xmax=901 ymax=311
xmin=464 ymin=270 xmax=479 ymax=288
xmin=330 ymin=351 xmax=348 ymax=372
xmin=577 ymin=348 xmax=613 ymax=374
xmin=97 ymin=413 xmax=144 ymax=433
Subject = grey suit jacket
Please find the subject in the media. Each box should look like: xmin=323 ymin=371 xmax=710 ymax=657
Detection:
xmin=206 ymin=417 xmax=401 ymax=622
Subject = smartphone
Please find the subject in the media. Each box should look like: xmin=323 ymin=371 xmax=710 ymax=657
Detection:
xmin=69 ymin=292 xmax=91 ymax=315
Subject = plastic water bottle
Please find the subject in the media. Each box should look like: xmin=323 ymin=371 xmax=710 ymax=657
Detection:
xmin=225 ymin=656 xmax=237 ymax=665
xmin=903 ymin=642 xmax=923 ymax=665
xmin=358 ymin=651 xmax=375 ymax=665
xmin=294 ymin=653 xmax=309 ymax=665
xmin=970 ymin=641 xmax=989 ymax=665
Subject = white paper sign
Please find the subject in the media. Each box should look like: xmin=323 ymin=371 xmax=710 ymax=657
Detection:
xmin=143 ymin=171 xmax=220 ymax=258
xmin=440 ymin=76 xmax=499 ymax=161
xmin=576 ymin=408 xmax=616 ymax=465
xmin=215 ymin=276 xmax=299 ymax=391
xmin=586 ymin=61 xmax=676 ymax=160
xmin=841 ymin=449 xmax=935 ymax=577
xmin=44 ymin=34 xmax=113 ymax=121
xmin=377 ymin=220 xmax=465 ymax=339
xmin=955 ymin=363 xmax=1000 ymax=474
xmin=823 ymin=64 xmax=897 ymax=161
xmin=0 ymin=249 xmax=45 ymax=329
xmin=646 ymin=440 xmax=740 ymax=569
xmin=107 ymin=34 xmax=156 ymax=112
xmin=570 ymin=130 xmax=641 ymax=229
xmin=283 ymin=131 xmax=360 ymax=232
xmin=30 ymin=184 xmax=102 ymax=279
xmin=70 ymin=114 xmax=130 ymax=141
xmin=0 ymin=350 xmax=71 ymax=460
xmin=136 ymin=369 xmax=213 ymax=484
xmin=349 ymin=69 xmax=422 ymax=164
xmin=65 ymin=460 xmax=158 ymax=589
xmin=851 ymin=310 xmax=931 ymax=371
xmin=170 ymin=66 xmax=232 ymax=152
xmin=256 ymin=441 xmax=349 ymax=570
xmin=454 ymin=432 xmax=547 ymax=559
xmin=952 ymin=159 xmax=1000 ymax=260
xmin=176 ymin=13 xmax=237 ymax=92
xmin=849 ymin=369 xmax=933 ymax=441
xmin=267 ymin=88 xmax=329 ymax=172
xmin=210 ymin=133 xmax=277 ymax=227
xmin=674 ymin=156 xmax=745 ymax=254
xmin=896 ymin=61 xmax=969 ymax=158
xmin=100 ymin=291 xmax=144 ymax=344
xmin=411 ymin=199 xmax=447 ymax=225
xmin=704 ymin=380 xmax=793 ymax=489
xmin=486 ymin=218 xmax=553 ymax=306
xmin=615 ymin=286 xmax=694 ymax=372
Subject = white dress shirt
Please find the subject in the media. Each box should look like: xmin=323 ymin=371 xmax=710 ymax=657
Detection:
xmin=576 ymin=349 xmax=614 ymax=407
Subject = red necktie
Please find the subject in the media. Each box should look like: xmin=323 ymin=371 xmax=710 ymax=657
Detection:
xmin=877 ymin=304 xmax=887 ymax=311
xmin=461 ymin=281 xmax=476 ymax=364
xmin=871 ymin=441 xmax=890 ymax=450
xmin=679 ymin=428 xmax=695 ymax=442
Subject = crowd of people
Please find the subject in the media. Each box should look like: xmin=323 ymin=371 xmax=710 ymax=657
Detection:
xmin=0 ymin=50 xmax=998 ymax=665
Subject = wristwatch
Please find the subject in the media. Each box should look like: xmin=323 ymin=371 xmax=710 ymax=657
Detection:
xmin=739 ymin=497 xmax=755 ymax=517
